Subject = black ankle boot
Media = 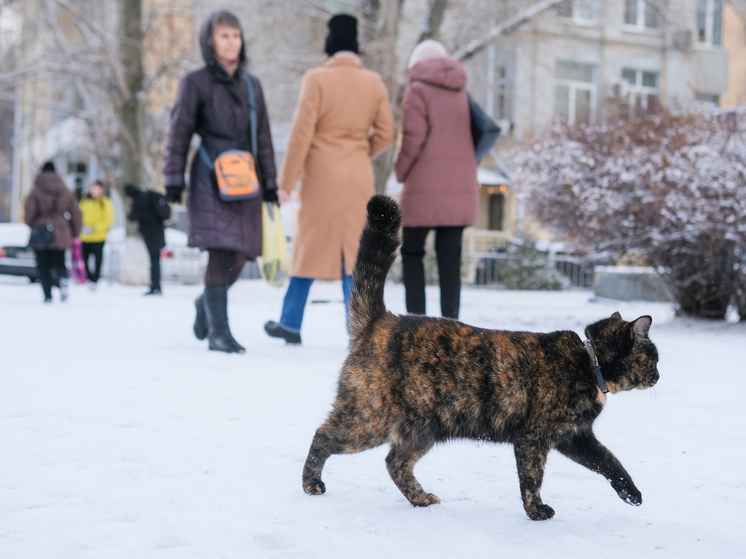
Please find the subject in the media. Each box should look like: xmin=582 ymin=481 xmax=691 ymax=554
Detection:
xmin=203 ymin=286 xmax=245 ymax=353
xmin=194 ymin=294 xmax=208 ymax=340
xmin=264 ymin=320 xmax=302 ymax=344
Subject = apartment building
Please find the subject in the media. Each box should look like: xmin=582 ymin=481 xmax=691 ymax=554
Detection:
xmin=463 ymin=0 xmax=729 ymax=239
xmin=4 ymin=1 xmax=732 ymax=243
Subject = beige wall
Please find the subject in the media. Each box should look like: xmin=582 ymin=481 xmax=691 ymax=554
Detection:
xmin=721 ymin=4 xmax=746 ymax=108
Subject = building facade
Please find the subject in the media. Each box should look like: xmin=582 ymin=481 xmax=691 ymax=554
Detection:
xmin=462 ymin=0 xmax=729 ymax=242
xmin=4 ymin=0 xmax=733 ymax=252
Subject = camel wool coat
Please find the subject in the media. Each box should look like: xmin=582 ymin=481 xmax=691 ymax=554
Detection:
xmin=280 ymin=55 xmax=395 ymax=280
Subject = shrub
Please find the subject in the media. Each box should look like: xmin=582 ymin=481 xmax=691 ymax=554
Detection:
xmin=513 ymin=108 xmax=746 ymax=319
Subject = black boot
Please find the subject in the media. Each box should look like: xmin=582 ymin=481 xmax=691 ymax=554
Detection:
xmin=203 ymin=286 xmax=245 ymax=353
xmin=194 ymin=294 xmax=208 ymax=340
xmin=264 ymin=320 xmax=302 ymax=344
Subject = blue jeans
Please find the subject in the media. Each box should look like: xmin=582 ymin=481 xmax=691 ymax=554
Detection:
xmin=280 ymin=265 xmax=353 ymax=332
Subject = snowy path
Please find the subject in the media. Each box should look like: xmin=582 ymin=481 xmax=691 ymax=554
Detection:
xmin=1 ymin=277 xmax=744 ymax=558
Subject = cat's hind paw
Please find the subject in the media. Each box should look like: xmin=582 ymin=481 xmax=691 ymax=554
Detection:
xmin=303 ymin=478 xmax=326 ymax=496
xmin=526 ymin=504 xmax=555 ymax=521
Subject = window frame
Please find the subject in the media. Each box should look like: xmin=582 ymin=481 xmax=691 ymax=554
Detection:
xmin=696 ymin=0 xmax=723 ymax=47
xmin=620 ymin=67 xmax=660 ymax=113
xmin=554 ymin=60 xmax=598 ymax=125
xmin=623 ymin=0 xmax=661 ymax=32
xmin=557 ymin=0 xmax=601 ymax=25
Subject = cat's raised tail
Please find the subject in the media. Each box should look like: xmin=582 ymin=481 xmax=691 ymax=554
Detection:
xmin=348 ymin=195 xmax=402 ymax=339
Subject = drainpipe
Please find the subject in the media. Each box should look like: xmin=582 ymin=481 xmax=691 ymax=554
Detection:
xmin=9 ymin=90 xmax=22 ymax=223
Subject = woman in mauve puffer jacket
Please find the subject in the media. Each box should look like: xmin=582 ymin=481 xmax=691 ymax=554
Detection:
xmin=394 ymin=40 xmax=479 ymax=320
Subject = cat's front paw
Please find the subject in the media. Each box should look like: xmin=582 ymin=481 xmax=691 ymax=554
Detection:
xmin=617 ymin=487 xmax=642 ymax=506
xmin=526 ymin=504 xmax=555 ymax=521
xmin=303 ymin=478 xmax=326 ymax=496
xmin=410 ymin=493 xmax=441 ymax=507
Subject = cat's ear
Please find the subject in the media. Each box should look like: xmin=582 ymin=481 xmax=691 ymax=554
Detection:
xmin=630 ymin=316 xmax=652 ymax=339
xmin=611 ymin=311 xmax=622 ymax=320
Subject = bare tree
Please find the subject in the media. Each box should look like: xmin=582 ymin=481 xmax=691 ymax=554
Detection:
xmin=451 ymin=0 xmax=564 ymax=62
xmin=354 ymin=0 xmax=568 ymax=192
xmin=2 ymin=0 xmax=194 ymax=193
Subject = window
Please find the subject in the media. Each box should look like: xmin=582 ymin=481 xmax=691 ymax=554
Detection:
xmin=557 ymin=0 xmax=600 ymax=24
xmin=482 ymin=45 xmax=512 ymax=123
xmin=697 ymin=0 xmax=722 ymax=46
xmin=494 ymin=66 xmax=510 ymax=120
xmin=621 ymin=68 xmax=660 ymax=113
xmin=488 ymin=193 xmax=505 ymax=232
xmin=0 ymin=2 xmax=21 ymax=54
xmin=695 ymin=93 xmax=720 ymax=105
xmin=554 ymin=61 xmax=596 ymax=124
xmin=624 ymin=0 xmax=660 ymax=30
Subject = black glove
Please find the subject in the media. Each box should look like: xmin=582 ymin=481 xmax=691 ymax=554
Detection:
xmin=165 ymin=186 xmax=183 ymax=204
xmin=262 ymin=188 xmax=279 ymax=204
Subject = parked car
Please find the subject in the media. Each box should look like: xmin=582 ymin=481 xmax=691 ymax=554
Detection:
xmin=0 ymin=223 xmax=38 ymax=282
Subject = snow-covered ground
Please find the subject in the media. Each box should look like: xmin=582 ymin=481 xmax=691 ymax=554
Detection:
xmin=1 ymin=276 xmax=744 ymax=558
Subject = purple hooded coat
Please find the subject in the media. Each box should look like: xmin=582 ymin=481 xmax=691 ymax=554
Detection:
xmin=163 ymin=13 xmax=278 ymax=257
xmin=394 ymin=57 xmax=479 ymax=228
xmin=24 ymin=170 xmax=82 ymax=251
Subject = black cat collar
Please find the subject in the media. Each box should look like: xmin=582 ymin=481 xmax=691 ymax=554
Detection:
xmin=584 ymin=339 xmax=609 ymax=394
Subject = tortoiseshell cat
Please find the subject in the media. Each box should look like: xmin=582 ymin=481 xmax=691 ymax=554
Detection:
xmin=302 ymin=195 xmax=660 ymax=520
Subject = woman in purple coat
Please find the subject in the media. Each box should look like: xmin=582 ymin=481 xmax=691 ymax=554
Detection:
xmin=394 ymin=40 xmax=479 ymax=319
xmin=164 ymin=11 xmax=279 ymax=353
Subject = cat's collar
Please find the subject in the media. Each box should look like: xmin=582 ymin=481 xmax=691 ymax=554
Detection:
xmin=584 ymin=339 xmax=609 ymax=394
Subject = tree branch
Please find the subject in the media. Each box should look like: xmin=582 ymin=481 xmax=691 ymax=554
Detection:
xmin=452 ymin=0 xmax=565 ymax=62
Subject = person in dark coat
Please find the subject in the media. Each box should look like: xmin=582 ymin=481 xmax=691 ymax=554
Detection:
xmin=163 ymin=10 xmax=279 ymax=353
xmin=124 ymin=184 xmax=170 ymax=296
xmin=24 ymin=161 xmax=83 ymax=303
xmin=394 ymin=40 xmax=480 ymax=319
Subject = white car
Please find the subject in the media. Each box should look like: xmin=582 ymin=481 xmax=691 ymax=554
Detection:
xmin=102 ymin=226 xmax=208 ymax=284
xmin=0 ymin=223 xmax=38 ymax=281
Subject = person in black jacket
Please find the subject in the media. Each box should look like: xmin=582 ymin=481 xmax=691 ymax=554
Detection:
xmin=124 ymin=184 xmax=171 ymax=295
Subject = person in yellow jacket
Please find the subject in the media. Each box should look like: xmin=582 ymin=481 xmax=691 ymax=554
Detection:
xmin=79 ymin=180 xmax=114 ymax=287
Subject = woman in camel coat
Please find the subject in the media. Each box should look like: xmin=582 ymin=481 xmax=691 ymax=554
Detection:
xmin=265 ymin=14 xmax=395 ymax=345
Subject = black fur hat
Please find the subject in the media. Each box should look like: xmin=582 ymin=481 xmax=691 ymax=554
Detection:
xmin=324 ymin=14 xmax=359 ymax=56
xmin=41 ymin=161 xmax=55 ymax=172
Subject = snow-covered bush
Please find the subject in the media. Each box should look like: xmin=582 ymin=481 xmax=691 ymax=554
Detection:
xmin=513 ymin=108 xmax=746 ymax=320
xmin=499 ymin=237 xmax=570 ymax=291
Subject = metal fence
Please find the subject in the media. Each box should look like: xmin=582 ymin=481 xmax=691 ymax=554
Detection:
xmin=464 ymin=251 xmax=595 ymax=288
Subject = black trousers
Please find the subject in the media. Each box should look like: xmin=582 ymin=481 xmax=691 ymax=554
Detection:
xmin=147 ymin=248 xmax=161 ymax=291
xmin=401 ymin=226 xmax=464 ymax=319
xmin=81 ymin=241 xmax=105 ymax=283
xmin=34 ymin=249 xmax=68 ymax=300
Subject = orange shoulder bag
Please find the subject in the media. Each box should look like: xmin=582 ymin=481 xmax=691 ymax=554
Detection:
xmin=198 ymin=74 xmax=262 ymax=202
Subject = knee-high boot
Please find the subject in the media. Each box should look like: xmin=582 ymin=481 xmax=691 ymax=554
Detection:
xmin=203 ymin=286 xmax=245 ymax=353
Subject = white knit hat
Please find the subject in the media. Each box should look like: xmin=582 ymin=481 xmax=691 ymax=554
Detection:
xmin=407 ymin=39 xmax=449 ymax=69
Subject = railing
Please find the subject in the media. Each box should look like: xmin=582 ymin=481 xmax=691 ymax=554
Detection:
xmin=463 ymin=251 xmax=595 ymax=288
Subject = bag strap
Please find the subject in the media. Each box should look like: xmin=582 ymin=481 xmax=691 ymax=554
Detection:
xmin=47 ymin=194 xmax=60 ymax=223
xmin=198 ymin=73 xmax=258 ymax=169
xmin=244 ymin=73 xmax=258 ymax=158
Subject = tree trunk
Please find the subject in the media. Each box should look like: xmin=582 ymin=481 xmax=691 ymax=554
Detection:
xmin=361 ymin=0 xmax=452 ymax=194
xmin=119 ymin=0 xmax=148 ymax=283
xmin=119 ymin=0 xmax=145 ymax=191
